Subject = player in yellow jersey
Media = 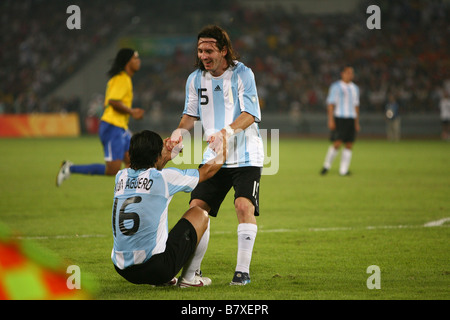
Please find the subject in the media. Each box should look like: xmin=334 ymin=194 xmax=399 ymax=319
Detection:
xmin=56 ymin=48 xmax=145 ymax=186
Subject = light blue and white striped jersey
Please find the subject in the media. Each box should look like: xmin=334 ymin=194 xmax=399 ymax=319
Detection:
xmin=111 ymin=167 xmax=199 ymax=270
xmin=183 ymin=61 xmax=264 ymax=168
xmin=326 ymin=80 xmax=360 ymax=119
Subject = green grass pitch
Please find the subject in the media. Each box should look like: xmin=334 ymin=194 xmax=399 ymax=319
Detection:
xmin=1 ymin=136 xmax=449 ymax=300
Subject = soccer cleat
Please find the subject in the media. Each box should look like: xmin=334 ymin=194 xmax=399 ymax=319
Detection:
xmin=151 ymin=277 xmax=178 ymax=287
xmin=320 ymin=167 xmax=328 ymax=175
xmin=167 ymin=277 xmax=178 ymax=286
xmin=230 ymin=271 xmax=251 ymax=286
xmin=178 ymin=272 xmax=212 ymax=288
xmin=56 ymin=160 xmax=72 ymax=187
xmin=340 ymin=171 xmax=352 ymax=176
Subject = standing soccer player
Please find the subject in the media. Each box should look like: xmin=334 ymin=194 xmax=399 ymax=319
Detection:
xmin=169 ymin=25 xmax=264 ymax=286
xmin=56 ymin=48 xmax=145 ymax=186
xmin=320 ymin=66 xmax=360 ymax=176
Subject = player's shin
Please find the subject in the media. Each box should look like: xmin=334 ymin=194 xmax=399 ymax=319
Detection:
xmin=235 ymin=223 xmax=257 ymax=274
xmin=323 ymin=145 xmax=339 ymax=170
xmin=339 ymin=148 xmax=352 ymax=175
xmin=180 ymin=219 xmax=210 ymax=281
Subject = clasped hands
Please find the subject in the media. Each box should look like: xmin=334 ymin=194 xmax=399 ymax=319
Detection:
xmin=164 ymin=129 xmax=227 ymax=161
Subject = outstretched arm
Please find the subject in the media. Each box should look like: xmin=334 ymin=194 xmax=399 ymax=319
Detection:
xmin=109 ymin=100 xmax=145 ymax=120
xmin=198 ymin=135 xmax=227 ymax=183
xmin=207 ymin=111 xmax=255 ymax=152
xmin=156 ymin=137 xmax=182 ymax=170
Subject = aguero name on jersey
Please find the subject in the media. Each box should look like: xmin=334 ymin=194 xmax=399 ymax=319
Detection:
xmin=183 ymin=61 xmax=264 ymax=168
xmin=111 ymin=167 xmax=199 ymax=270
xmin=326 ymin=80 xmax=360 ymax=119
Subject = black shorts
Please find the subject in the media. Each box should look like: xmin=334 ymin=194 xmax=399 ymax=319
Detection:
xmin=114 ymin=218 xmax=197 ymax=285
xmin=190 ymin=166 xmax=261 ymax=217
xmin=330 ymin=117 xmax=356 ymax=143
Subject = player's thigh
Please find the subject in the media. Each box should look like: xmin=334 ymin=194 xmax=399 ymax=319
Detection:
xmin=340 ymin=118 xmax=356 ymax=143
xmin=230 ymin=167 xmax=262 ymax=216
xmin=99 ymin=122 xmax=128 ymax=162
xmin=190 ymin=167 xmax=232 ymax=217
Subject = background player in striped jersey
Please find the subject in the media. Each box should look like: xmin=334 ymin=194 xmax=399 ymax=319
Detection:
xmin=169 ymin=25 xmax=264 ymax=286
xmin=112 ymin=130 xmax=226 ymax=287
xmin=321 ymin=66 xmax=360 ymax=176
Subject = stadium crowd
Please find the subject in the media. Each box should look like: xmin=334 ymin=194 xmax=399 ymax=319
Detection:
xmin=1 ymin=0 xmax=448 ymax=116
xmin=0 ymin=0 xmax=135 ymax=113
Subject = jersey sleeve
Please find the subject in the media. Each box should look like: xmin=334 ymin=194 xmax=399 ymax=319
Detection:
xmin=237 ymin=65 xmax=261 ymax=122
xmin=326 ymin=82 xmax=338 ymax=106
xmin=182 ymin=71 xmax=200 ymax=118
xmin=107 ymin=75 xmax=130 ymax=102
xmin=354 ymin=84 xmax=360 ymax=107
xmin=161 ymin=168 xmax=199 ymax=196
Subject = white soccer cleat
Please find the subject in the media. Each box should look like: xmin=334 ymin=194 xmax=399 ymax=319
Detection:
xmin=56 ymin=160 xmax=72 ymax=187
xmin=178 ymin=274 xmax=212 ymax=288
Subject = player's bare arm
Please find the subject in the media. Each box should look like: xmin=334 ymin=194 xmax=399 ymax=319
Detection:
xmin=108 ymin=99 xmax=144 ymax=120
xmin=207 ymin=112 xmax=255 ymax=151
xmin=156 ymin=138 xmax=182 ymax=170
xmin=225 ymin=111 xmax=255 ymax=134
xmin=355 ymin=106 xmax=360 ymax=132
xmin=198 ymin=135 xmax=227 ymax=183
xmin=168 ymin=114 xmax=199 ymax=151
xmin=327 ymin=104 xmax=335 ymax=130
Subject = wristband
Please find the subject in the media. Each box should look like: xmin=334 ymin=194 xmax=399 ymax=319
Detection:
xmin=224 ymin=125 xmax=235 ymax=138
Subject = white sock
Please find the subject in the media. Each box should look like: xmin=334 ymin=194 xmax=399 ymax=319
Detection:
xmin=323 ymin=145 xmax=339 ymax=169
xmin=339 ymin=148 xmax=352 ymax=175
xmin=181 ymin=219 xmax=210 ymax=281
xmin=235 ymin=223 xmax=257 ymax=274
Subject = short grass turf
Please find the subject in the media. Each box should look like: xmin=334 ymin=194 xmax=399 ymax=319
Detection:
xmin=0 ymin=136 xmax=448 ymax=300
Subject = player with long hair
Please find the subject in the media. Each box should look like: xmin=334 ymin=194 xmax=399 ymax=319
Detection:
xmin=169 ymin=25 xmax=264 ymax=286
xmin=56 ymin=48 xmax=145 ymax=186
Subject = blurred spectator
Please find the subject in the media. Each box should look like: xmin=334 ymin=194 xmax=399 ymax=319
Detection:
xmin=439 ymin=90 xmax=450 ymax=140
xmin=385 ymin=94 xmax=401 ymax=141
xmin=0 ymin=0 xmax=135 ymax=113
xmin=1 ymin=0 xmax=448 ymax=116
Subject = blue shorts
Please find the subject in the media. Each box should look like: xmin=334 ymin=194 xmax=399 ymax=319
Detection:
xmin=99 ymin=121 xmax=131 ymax=162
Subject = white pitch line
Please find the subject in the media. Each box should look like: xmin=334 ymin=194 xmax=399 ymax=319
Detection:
xmin=13 ymin=234 xmax=107 ymax=240
xmin=424 ymin=217 xmax=450 ymax=227
xmin=309 ymin=225 xmax=419 ymax=232
xmin=310 ymin=218 xmax=450 ymax=232
xmin=11 ymin=218 xmax=449 ymax=240
xmin=212 ymin=228 xmax=296 ymax=235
